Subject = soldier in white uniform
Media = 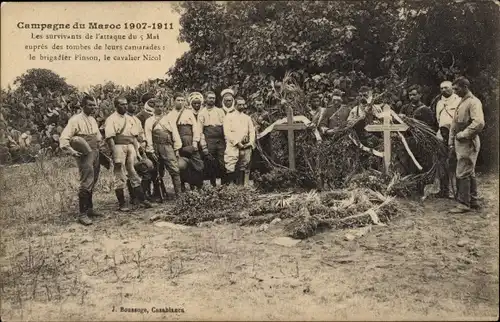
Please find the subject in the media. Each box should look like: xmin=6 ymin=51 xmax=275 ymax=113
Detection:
xmin=59 ymin=95 xmax=102 ymax=225
xmin=223 ymin=96 xmax=256 ymax=185
xmin=105 ymin=96 xmax=152 ymax=211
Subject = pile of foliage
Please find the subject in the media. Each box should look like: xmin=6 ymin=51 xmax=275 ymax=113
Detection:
xmin=166 ymin=185 xmax=259 ymax=225
xmin=161 ymin=183 xmax=400 ymax=239
xmin=252 ymin=167 xmax=316 ymax=193
xmin=283 ymin=188 xmax=399 ymax=239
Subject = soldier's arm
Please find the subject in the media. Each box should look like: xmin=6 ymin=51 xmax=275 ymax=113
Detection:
xmin=248 ymin=116 xmax=256 ymax=148
xmin=92 ymin=118 xmax=103 ymax=142
xmin=448 ymin=118 xmax=456 ymax=148
xmin=191 ymin=113 xmax=201 ymax=145
xmin=459 ymin=100 xmax=485 ymax=139
xmin=435 ymin=101 xmax=442 ymax=125
xmin=59 ymin=117 xmax=77 ymax=149
xmin=144 ymin=118 xmax=154 ymax=153
xmin=170 ymin=119 xmax=183 ymax=152
xmin=104 ymin=116 xmax=116 ymax=153
xmin=223 ymin=116 xmax=238 ymax=146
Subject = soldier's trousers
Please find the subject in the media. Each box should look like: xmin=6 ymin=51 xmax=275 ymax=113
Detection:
xmin=113 ymin=144 xmax=141 ymax=190
xmin=77 ymin=149 xmax=100 ymax=194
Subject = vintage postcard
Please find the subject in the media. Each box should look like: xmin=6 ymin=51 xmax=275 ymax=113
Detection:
xmin=1 ymin=1 xmax=499 ymax=321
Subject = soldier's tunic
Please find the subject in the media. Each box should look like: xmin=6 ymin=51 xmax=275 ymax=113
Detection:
xmin=223 ymin=110 xmax=256 ymax=173
xmin=60 ymin=112 xmax=102 ymax=212
xmin=104 ymin=111 xmax=142 ymax=190
xmin=435 ymin=93 xmax=461 ymax=196
xmin=436 ymin=93 xmax=461 ymax=142
xmin=144 ymin=113 xmax=181 ymax=177
xmin=327 ymin=105 xmax=351 ymax=129
xmin=60 ymin=112 xmax=102 ymax=193
xmin=198 ymin=106 xmax=226 ymax=179
xmin=169 ymin=108 xmax=204 ymax=186
xmin=449 ymin=92 xmax=485 ymax=206
xmin=129 ymin=113 xmax=145 ymax=144
xmin=347 ymin=104 xmax=374 ymax=142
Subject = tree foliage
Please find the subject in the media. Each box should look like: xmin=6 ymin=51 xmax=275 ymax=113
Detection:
xmin=14 ymin=68 xmax=76 ymax=96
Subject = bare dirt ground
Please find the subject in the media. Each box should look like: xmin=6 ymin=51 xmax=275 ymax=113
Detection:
xmin=1 ymin=158 xmax=498 ymax=321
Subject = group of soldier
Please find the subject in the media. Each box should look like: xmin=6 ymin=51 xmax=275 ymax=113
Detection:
xmin=60 ymin=88 xmax=256 ymax=225
xmin=60 ymin=76 xmax=485 ymax=226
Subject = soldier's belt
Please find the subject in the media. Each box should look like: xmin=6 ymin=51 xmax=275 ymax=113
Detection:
xmin=113 ymin=135 xmax=135 ymax=145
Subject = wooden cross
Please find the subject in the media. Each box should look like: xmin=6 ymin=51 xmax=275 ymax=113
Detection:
xmin=364 ymin=104 xmax=408 ymax=175
xmin=273 ymin=107 xmax=307 ymax=170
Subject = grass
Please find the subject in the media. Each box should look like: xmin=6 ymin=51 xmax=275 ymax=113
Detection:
xmin=0 ymin=157 xmax=498 ymax=321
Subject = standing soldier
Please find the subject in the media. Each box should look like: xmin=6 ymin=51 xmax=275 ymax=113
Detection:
xmin=188 ymin=92 xmax=211 ymax=186
xmin=448 ymin=77 xmax=485 ymax=213
xmin=144 ymin=99 xmax=183 ymax=199
xmin=125 ymin=94 xmax=149 ymax=204
xmin=401 ymin=85 xmax=436 ymax=130
xmin=59 ymin=95 xmax=102 ymax=225
xmin=198 ymin=91 xmax=226 ymax=186
xmin=436 ymin=81 xmax=461 ymax=198
xmin=223 ymin=96 xmax=256 ymax=185
xmin=136 ymin=94 xmax=161 ymax=200
xmin=307 ymin=93 xmax=324 ymax=129
xmin=169 ymin=92 xmax=205 ymax=190
xmin=319 ymin=89 xmax=351 ymax=135
xmin=105 ymin=96 xmax=152 ymax=211
xmin=249 ymin=97 xmax=273 ymax=177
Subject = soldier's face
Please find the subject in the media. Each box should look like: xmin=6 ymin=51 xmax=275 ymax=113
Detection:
xmin=127 ymin=101 xmax=138 ymax=114
xmin=153 ymin=101 xmax=164 ymax=115
xmin=223 ymin=96 xmax=234 ymax=108
xmin=440 ymin=84 xmax=453 ymax=98
xmin=311 ymin=98 xmax=321 ymax=108
xmin=332 ymin=99 xmax=342 ymax=108
xmin=360 ymin=91 xmax=371 ymax=103
xmin=175 ymin=97 xmax=185 ymax=109
xmin=206 ymin=95 xmax=216 ymax=106
xmin=408 ymin=90 xmax=420 ymax=103
xmin=116 ymin=99 xmax=127 ymax=114
xmin=453 ymin=84 xmax=467 ymax=98
xmin=255 ymin=101 xmax=264 ymax=110
xmin=83 ymin=99 xmax=97 ymax=115
xmin=235 ymin=100 xmax=246 ymax=112
xmin=191 ymin=100 xmax=202 ymax=111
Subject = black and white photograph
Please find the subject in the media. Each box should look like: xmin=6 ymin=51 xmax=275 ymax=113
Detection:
xmin=1 ymin=1 xmax=499 ymax=320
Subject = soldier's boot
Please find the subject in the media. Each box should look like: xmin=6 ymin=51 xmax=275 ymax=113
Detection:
xmin=221 ymin=171 xmax=229 ymax=185
xmin=236 ymin=171 xmax=245 ymax=185
xmin=171 ymin=174 xmax=182 ymax=199
xmin=78 ymin=191 xmax=92 ymax=226
xmin=151 ymin=180 xmax=162 ymax=202
xmin=210 ymin=176 xmax=217 ymax=187
xmin=224 ymin=172 xmax=236 ymax=185
xmin=449 ymin=178 xmax=471 ymax=213
xmin=127 ymin=180 xmax=138 ymax=205
xmin=180 ymin=179 xmax=187 ymax=192
xmin=133 ymin=186 xmax=153 ymax=209
xmin=87 ymin=191 xmax=103 ymax=217
xmin=470 ymin=176 xmax=480 ymax=210
xmin=243 ymin=170 xmax=250 ymax=187
xmin=142 ymin=179 xmax=153 ymax=202
xmin=234 ymin=171 xmax=241 ymax=185
xmin=115 ymin=188 xmax=130 ymax=212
